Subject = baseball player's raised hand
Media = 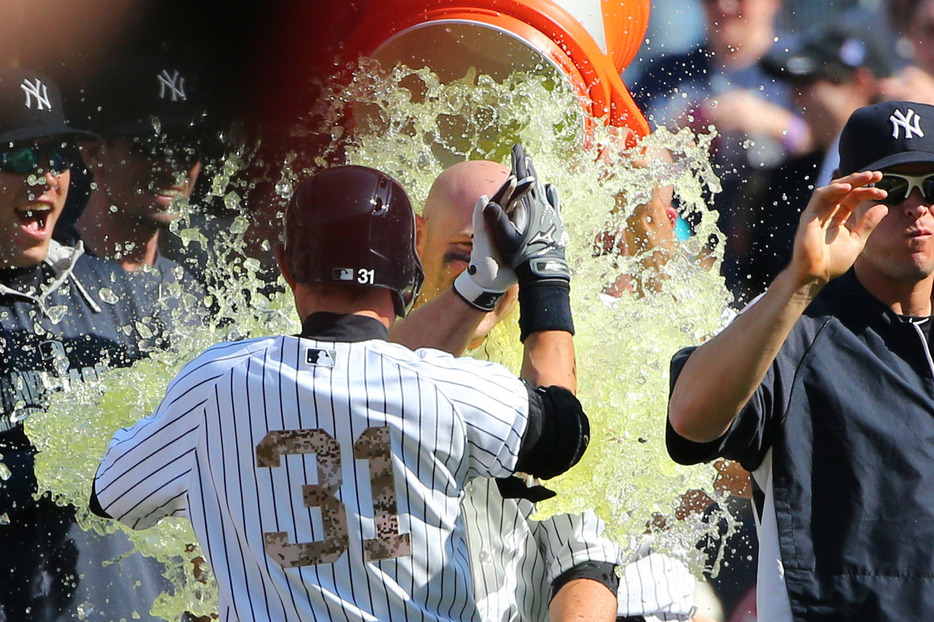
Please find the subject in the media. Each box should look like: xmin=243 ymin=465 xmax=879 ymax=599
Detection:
xmin=486 ymin=145 xmax=577 ymax=387
xmin=486 ymin=143 xmax=570 ymax=285
xmin=452 ymin=174 xmax=532 ymax=311
xmin=790 ymin=170 xmax=888 ymax=289
xmin=489 ymin=170 xmax=534 ymax=213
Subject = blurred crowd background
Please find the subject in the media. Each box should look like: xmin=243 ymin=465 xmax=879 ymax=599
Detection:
xmin=628 ymin=0 xmax=934 ymax=306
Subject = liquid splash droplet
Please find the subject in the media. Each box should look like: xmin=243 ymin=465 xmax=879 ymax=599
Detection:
xmin=47 ymin=305 xmax=68 ymax=325
xmin=98 ymin=288 xmax=119 ymax=305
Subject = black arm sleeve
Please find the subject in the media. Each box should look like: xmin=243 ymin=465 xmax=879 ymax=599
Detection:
xmin=515 ymin=381 xmax=589 ymax=479
xmin=551 ymin=560 xmax=620 ymax=603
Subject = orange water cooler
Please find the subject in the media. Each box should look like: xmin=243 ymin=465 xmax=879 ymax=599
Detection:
xmin=341 ymin=0 xmax=651 ymax=143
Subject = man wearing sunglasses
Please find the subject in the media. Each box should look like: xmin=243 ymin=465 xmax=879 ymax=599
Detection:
xmin=0 ymin=68 xmax=168 ymax=621
xmin=667 ymin=100 xmax=934 ymax=620
xmin=64 ymin=57 xmax=209 ymax=278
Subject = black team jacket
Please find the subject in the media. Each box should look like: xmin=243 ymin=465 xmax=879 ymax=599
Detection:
xmin=0 ymin=240 xmax=153 ymax=514
xmin=667 ymin=269 xmax=934 ymax=620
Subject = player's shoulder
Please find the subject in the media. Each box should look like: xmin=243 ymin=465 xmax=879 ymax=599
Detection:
xmin=402 ymin=343 xmax=515 ymax=375
xmin=211 ymin=333 xmax=279 ymax=350
xmin=376 ymin=343 xmax=525 ymax=393
xmin=191 ymin=335 xmax=280 ymax=367
xmin=170 ymin=335 xmax=282 ymax=389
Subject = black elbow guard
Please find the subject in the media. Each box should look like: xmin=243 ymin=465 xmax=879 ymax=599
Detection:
xmin=515 ymin=382 xmax=590 ymax=479
xmin=551 ymin=561 xmax=620 ymax=602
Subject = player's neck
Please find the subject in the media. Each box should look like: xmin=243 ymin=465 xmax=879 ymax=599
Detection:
xmin=299 ymin=309 xmax=393 ymax=330
xmin=855 ymin=261 xmax=934 ymax=317
xmin=293 ymin=284 xmax=396 ymax=329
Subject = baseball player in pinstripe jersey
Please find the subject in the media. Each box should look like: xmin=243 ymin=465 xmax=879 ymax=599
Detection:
xmin=89 ymin=163 xmax=590 ymax=622
xmin=392 ymin=148 xmax=711 ymax=622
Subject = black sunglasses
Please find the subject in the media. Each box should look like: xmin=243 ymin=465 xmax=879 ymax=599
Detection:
xmin=872 ymin=173 xmax=934 ymax=205
xmin=0 ymin=143 xmax=72 ymax=175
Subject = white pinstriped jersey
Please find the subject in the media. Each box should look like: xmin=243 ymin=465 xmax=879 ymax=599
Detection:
xmin=94 ymin=316 xmax=531 ymax=622
xmin=463 ymin=479 xmax=697 ymax=621
xmin=463 ymin=478 xmax=617 ymax=622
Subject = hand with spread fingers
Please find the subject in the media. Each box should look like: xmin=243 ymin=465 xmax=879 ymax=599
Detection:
xmin=790 ymin=170 xmax=889 ymax=289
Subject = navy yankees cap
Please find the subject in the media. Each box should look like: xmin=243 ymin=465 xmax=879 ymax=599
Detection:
xmin=838 ymin=101 xmax=934 ymax=175
xmin=0 ymin=68 xmax=97 ymax=145
xmin=83 ymin=56 xmax=210 ymax=136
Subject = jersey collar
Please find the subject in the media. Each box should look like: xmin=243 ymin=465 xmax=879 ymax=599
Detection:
xmin=824 ymin=269 xmax=934 ymax=334
xmin=300 ymin=312 xmax=389 ymax=342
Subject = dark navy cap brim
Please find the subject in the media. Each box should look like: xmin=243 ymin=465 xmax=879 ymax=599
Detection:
xmin=855 ymin=151 xmax=934 ymax=173
xmin=0 ymin=124 xmax=98 ymax=145
xmin=97 ymin=110 xmax=208 ymax=136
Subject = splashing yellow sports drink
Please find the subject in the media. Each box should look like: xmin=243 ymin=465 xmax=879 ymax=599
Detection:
xmin=27 ymin=60 xmax=731 ymax=619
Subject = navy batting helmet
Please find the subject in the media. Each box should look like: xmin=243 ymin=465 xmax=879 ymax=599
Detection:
xmin=282 ymin=166 xmax=424 ymax=317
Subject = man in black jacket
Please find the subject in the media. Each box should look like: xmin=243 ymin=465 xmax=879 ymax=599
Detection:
xmin=668 ymin=99 xmax=934 ymax=620
xmin=0 ymin=67 xmax=163 ymax=621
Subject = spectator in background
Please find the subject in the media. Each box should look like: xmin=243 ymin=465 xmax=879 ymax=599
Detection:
xmin=632 ymin=0 xmax=809 ymax=304
xmin=738 ymin=23 xmax=894 ymax=300
xmin=906 ymin=0 xmax=934 ymax=77
xmin=839 ymin=0 xmax=919 ymax=70
xmin=881 ymin=0 xmax=934 ymax=105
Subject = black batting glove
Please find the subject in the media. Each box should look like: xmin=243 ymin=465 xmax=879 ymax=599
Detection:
xmin=489 ymin=143 xmax=570 ymax=286
xmin=485 ymin=144 xmax=574 ymax=341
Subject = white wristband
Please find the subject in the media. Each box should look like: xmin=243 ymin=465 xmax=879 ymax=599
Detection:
xmin=453 ymin=271 xmax=504 ymax=312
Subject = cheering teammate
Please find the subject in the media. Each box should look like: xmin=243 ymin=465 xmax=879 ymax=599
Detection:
xmin=392 ymin=150 xmax=705 ymax=621
xmin=0 ymin=67 xmax=174 ymax=621
xmin=90 ymin=162 xmax=589 ymax=622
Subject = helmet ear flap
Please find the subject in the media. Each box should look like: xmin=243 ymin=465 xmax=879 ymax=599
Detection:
xmin=281 ymin=165 xmax=425 ymax=317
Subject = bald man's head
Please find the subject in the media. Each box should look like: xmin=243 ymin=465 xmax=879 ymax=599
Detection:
xmin=417 ymin=160 xmax=509 ymax=301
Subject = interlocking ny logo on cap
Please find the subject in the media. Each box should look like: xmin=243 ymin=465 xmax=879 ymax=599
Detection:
xmin=157 ymin=69 xmax=186 ymax=101
xmin=890 ymin=108 xmax=924 ymax=140
xmin=20 ymin=78 xmax=52 ymax=111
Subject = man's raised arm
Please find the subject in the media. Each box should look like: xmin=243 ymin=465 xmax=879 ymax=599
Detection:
xmin=668 ymin=172 xmax=888 ymax=443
